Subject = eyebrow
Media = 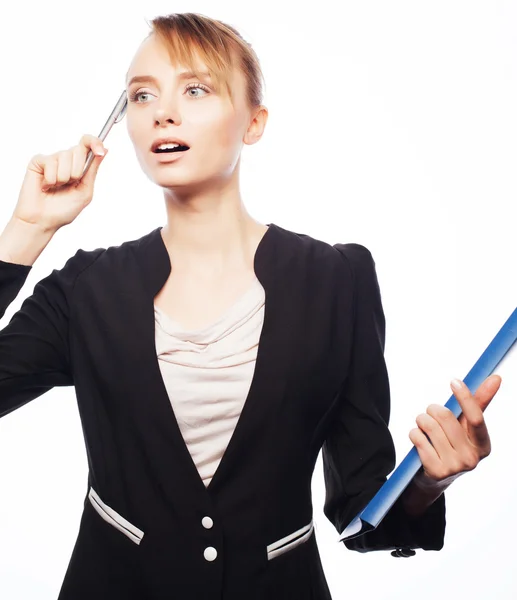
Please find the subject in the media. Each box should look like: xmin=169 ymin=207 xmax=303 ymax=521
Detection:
xmin=126 ymin=70 xmax=212 ymax=88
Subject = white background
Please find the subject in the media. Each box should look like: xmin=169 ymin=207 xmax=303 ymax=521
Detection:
xmin=0 ymin=1 xmax=516 ymax=598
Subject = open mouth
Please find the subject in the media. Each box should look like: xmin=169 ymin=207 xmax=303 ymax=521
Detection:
xmin=153 ymin=145 xmax=190 ymax=154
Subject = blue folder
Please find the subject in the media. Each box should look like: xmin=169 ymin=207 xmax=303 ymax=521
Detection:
xmin=339 ymin=306 xmax=517 ymax=542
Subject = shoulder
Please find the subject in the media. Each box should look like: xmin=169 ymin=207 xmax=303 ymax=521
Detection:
xmin=332 ymin=242 xmax=376 ymax=274
xmin=271 ymin=223 xmax=380 ymax=295
xmin=273 ymin=223 xmax=375 ymax=278
xmin=49 ymin=226 xmax=156 ymax=289
xmin=273 ymin=223 xmax=361 ymax=270
xmin=33 ymin=247 xmax=107 ymax=303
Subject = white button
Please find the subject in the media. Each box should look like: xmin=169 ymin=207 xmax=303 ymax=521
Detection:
xmin=204 ymin=546 xmax=217 ymax=561
xmin=202 ymin=516 xmax=213 ymax=529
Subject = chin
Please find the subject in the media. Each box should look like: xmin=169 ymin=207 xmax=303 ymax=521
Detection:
xmin=151 ymin=173 xmax=202 ymax=190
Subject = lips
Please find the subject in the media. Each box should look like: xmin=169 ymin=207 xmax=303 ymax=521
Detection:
xmin=151 ymin=137 xmax=190 ymax=152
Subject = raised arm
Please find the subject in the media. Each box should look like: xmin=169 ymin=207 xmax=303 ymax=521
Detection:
xmin=0 ymin=130 xmax=107 ymax=418
xmin=0 ymin=218 xmax=101 ymax=418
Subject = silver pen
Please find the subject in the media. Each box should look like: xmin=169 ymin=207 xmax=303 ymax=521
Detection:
xmin=81 ymin=89 xmax=128 ymax=176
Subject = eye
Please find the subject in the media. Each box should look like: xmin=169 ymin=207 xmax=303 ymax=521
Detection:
xmin=128 ymin=83 xmax=210 ymax=104
xmin=128 ymin=90 xmax=153 ymax=103
xmin=184 ymin=83 xmax=210 ymax=98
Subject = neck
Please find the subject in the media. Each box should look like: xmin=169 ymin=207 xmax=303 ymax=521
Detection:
xmin=160 ymin=206 xmax=267 ymax=278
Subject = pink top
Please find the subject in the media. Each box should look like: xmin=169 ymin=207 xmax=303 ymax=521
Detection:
xmin=153 ymin=276 xmax=265 ymax=487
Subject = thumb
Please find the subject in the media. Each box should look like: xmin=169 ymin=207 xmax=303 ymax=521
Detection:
xmin=474 ymin=374 xmax=502 ymax=412
xmin=79 ymin=148 xmax=108 ymax=190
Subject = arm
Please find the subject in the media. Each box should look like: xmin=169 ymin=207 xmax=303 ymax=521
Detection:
xmin=321 ymin=243 xmax=446 ymax=555
xmin=0 ymin=219 xmax=102 ymax=418
xmin=401 ymin=470 xmax=455 ymax=518
xmin=0 ymin=217 xmax=56 ymax=267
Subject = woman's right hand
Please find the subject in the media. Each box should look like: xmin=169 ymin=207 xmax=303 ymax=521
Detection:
xmin=13 ymin=134 xmax=109 ymax=234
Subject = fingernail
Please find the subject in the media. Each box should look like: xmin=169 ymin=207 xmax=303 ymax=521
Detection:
xmin=451 ymin=378 xmax=463 ymax=391
xmin=95 ymin=148 xmax=105 ymax=156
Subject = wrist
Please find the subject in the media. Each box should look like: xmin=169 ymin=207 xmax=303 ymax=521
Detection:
xmin=412 ymin=471 xmax=458 ymax=492
xmin=10 ymin=216 xmax=58 ymax=236
xmin=0 ymin=218 xmax=56 ymax=266
xmin=401 ymin=472 xmax=452 ymax=518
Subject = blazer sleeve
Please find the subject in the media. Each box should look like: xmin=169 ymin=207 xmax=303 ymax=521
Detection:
xmin=0 ymin=249 xmax=101 ymax=419
xmin=321 ymin=242 xmax=446 ymax=555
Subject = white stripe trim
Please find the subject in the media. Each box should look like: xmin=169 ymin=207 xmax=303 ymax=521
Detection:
xmin=88 ymin=487 xmax=144 ymax=545
xmin=267 ymin=520 xmax=314 ymax=560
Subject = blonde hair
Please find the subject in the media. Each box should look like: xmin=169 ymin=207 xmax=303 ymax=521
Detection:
xmin=143 ymin=12 xmax=266 ymax=110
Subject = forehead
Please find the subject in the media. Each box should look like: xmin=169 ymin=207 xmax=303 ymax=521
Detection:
xmin=126 ymin=35 xmax=244 ymax=91
xmin=127 ymin=36 xmax=199 ymax=75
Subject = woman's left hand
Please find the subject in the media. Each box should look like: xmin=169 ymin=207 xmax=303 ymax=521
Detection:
xmin=408 ymin=374 xmax=502 ymax=485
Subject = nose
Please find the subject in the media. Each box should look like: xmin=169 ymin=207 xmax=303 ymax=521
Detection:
xmin=155 ymin=114 xmax=176 ymax=126
xmin=154 ymin=101 xmax=180 ymax=126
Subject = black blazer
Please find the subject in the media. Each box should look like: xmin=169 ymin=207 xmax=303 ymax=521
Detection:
xmin=0 ymin=222 xmax=445 ymax=600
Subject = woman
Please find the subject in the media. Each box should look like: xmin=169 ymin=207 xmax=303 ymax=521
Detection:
xmin=0 ymin=12 xmax=500 ymax=600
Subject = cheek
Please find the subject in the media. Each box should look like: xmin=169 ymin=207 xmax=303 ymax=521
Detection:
xmin=210 ymin=122 xmax=243 ymax=166
xmin=126 ymin=121 xmax=143 ymax=152
xmin=219 ymin=119 xmax=241 ymax=148
xmin=192 ymin=109 xmax=241 ymax=151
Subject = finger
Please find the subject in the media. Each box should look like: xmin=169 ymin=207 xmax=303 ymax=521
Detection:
xmin=426 ymin=404 xmax=482 ymax=469
xmin=42 ymin=155 xmax=58 ymax=190
xmin=56 ymin=150 xmax=73 ymax=186
xmin=453 ymin=375 xmax=501 ymax=414
xmin=71 ymin=145 xmax=86 ymax=180
xmin=415 ymin=411 xmax=454 ymax=460
xmin=451 ymin=377 xmax=495 ymax=449
xmin=77 ymin=148 xmax=108 ymax=192
xmin=70 ymin=144 xmax=103 ymax=180
xmin=473 ymin=374 xmax=502 ymax=411
xmin=79 ymin=134 xmax=106 ymax=157
xmin=409 ymin=427 xmax=443 ymax=478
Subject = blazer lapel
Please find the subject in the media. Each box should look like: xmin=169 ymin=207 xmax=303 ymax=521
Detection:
xmin=128 ymin=223 xmax=300 ymax=500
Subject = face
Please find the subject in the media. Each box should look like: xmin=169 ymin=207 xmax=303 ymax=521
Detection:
xmin=125 ymin=35 xmax=265 ymax=194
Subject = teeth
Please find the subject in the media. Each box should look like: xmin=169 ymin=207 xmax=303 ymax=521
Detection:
xmin=156 ymin=142 xmax=180 ymax=150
